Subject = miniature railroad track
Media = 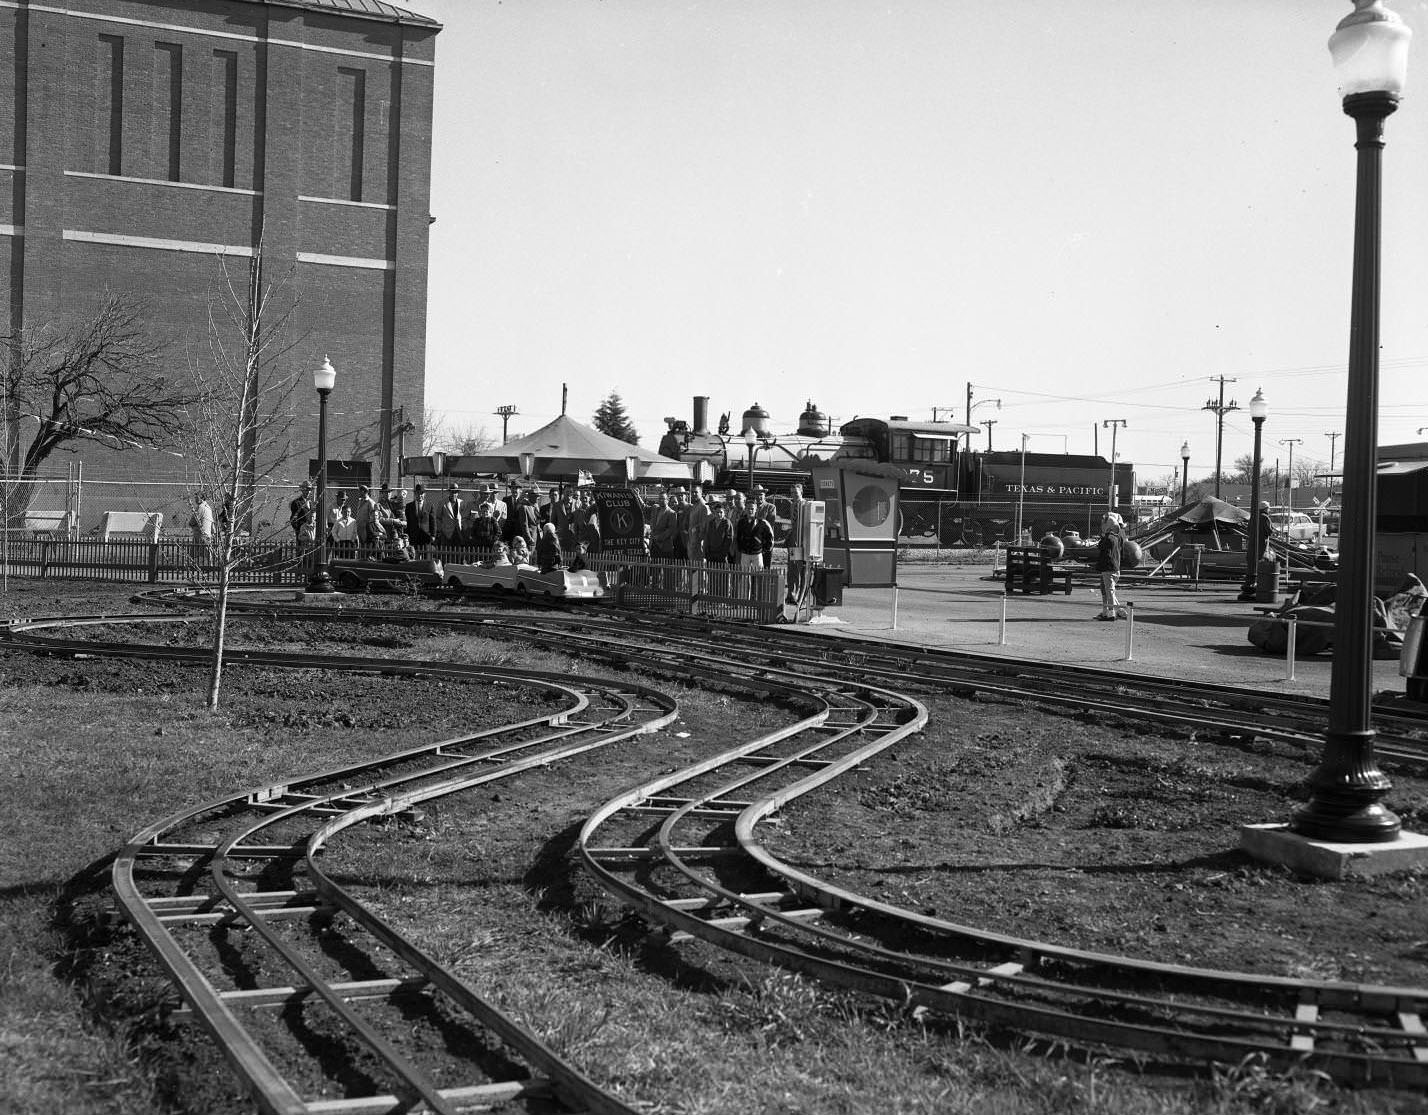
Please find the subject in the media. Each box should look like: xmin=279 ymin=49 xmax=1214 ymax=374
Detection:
xmin=459 ymin=610 xmax=1428 ymax=1085
xmin=7 ymin=592 xmax=1428 ymax=1099
xmin=6 ymin=610 xmax=677 ymax=1115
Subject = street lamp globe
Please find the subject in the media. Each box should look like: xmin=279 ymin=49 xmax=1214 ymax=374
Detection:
xmin=313 ymin=355 xmax=337 ymax=394
xmin=1330 ymin=0 xmax=1411 ymax=98
xmin=1248 ymin=388 xmax=1267 ymax=423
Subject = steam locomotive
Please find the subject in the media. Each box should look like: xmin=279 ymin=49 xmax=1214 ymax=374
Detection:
xmin=657 ymin=397 xmax=1136 ymax=546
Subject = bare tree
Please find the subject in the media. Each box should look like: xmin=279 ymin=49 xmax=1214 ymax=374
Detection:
xmin=1 ymin=293 xmax=196 ymax=520
xmin=185 ymin=247 xmax=302 ymax=710
xmin=441 ymin=422 xmax=497 ymax=455
xmin=1230 ymin=453 xmax=1274 ymax=488
xmin=420 ymin=406 xmax=445 ymax=455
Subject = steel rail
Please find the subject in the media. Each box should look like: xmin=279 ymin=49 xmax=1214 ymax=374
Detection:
xmin=466 ymin=613 xmax=1428 ymax=1084
xmin=618 ymin=611 xmax=1428 ymax=769
xmin=8 ymin=611 xmax=670 ymax=1115
xmin=16 ymin=595 xmax=1428 ymax=1091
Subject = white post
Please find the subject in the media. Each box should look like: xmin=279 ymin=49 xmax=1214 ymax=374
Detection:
xmin=1123 ymin=601 xmax=1135 ymax=661
xmin=1285 ymin=614 xmax=1297 ymax=682
xmin=891 ymin=586 xmax=899 ymax=630
xmin=999 ymin=592 xmax=1007 ymax=645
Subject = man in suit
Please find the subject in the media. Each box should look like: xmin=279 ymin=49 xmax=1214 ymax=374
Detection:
xmin=647 ymin=491 xmax=678 ymax=559
xmin=436 ymin=486 xmax=464 ymax=547
xmin=405 ymin=482 xmax=435 ymax=550
xmin=684 ymin=487 xmax=709 ymax=563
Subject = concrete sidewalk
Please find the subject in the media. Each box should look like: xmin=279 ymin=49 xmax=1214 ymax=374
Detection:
xmin=809 ymin=563 xmax=1409 ymax=701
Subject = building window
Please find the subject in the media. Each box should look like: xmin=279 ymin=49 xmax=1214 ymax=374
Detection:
xmin=98 ymin=35 xmax=124 ymax=175
xmin=155 ymin=43 xmax=182 ymax=181
xmin=211 ymin=50 xmax=237 ymax=188
xmin=336 ymin=67 xmax=365 ymax=202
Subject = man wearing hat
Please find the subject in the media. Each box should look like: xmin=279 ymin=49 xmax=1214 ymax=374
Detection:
xmin=1255 ymin=500 xmax=1275 ymax=561
xmin=436 ymin=485 xmax=464 ymax=548
xmin=648 ymin=490 xmax=678 ymax=560
xmin=485 ymin=485 xmax=507 ymax=534
xmin=289 ymin=479 xmax=316 ymax=574
xmin=354 ymin=484 xmax=384 ymax=556
xmin=405 ymin=483 xmax=435 ymax=551
xmin=1095 ymin=512 xmax=1127 ymax=620
xmin=752 ymin=484 xmax=776 ymax=527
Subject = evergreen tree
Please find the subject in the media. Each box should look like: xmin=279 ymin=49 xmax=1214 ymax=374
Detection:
xmin=592 ymin=392 xmax=639 ymax=445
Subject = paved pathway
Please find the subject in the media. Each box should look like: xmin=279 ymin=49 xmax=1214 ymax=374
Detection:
xmin=811 ymin=562 xmax=1410 ymax=701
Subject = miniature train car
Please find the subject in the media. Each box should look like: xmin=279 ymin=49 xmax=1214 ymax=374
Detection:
xmin=444 ymin=561 xmax=605 ymax=600
xmin=330 ymin=557 xmax=446 ymax=593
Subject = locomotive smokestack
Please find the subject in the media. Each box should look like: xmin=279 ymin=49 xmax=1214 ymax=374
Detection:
xmin=693 ymin=395 xmax=709 ymax=435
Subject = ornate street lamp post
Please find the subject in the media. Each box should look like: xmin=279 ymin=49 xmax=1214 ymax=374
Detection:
xmin=307 ymin=356 xmax=337 ymax=594
xmin=743 ymin=427 xmax=757 ymax=493
xmin=1292 ymin=0 xmax=1409 ymax=843
xmin=1180 ymin=441 xmax=1190 ymax=508
xmin=1237 ymin=390 xmax=1268 ymax=603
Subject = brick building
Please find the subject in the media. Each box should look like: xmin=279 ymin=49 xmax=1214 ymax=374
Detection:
xmin=0 ymin=0 xmax=439 ymax=526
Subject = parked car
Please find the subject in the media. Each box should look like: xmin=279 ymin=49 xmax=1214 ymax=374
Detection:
xmin=1268 ymin=508 xmax=1319 ymax=542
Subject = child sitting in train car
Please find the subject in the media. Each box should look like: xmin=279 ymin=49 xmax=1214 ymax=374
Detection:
xmin=535 ymin=522 xmax=562 ymax=573
xmin=381 ymin=526 xmax=415 ymax=562
xmin=489 ymin=542 xmax=512 ymax=566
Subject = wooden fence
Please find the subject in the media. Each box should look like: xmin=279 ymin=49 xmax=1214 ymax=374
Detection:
xmin=0 ymin=538 xmax=299 ymax=585
xmin=0 ymin=539 xmax=789 ymax=623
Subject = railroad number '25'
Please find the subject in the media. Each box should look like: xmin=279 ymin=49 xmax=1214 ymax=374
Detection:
xmin=907 ymin=469 xmax=934 ymax=485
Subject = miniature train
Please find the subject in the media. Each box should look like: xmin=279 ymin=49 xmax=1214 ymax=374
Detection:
xmin=657 ymin=397 xmax=1136 ymax=546
xmin=329 ymin=555 xmax=605 ymax=599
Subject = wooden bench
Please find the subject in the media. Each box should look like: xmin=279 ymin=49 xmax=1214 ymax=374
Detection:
xmin=23 ymin=511 xmax=73 ymax=538
xmin=98 ymin=510 xmax=163 ymax=542
xmin=1002 ymin=547 xmax=1073 ymax=595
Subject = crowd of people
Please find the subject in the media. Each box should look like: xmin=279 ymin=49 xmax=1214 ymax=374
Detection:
xmin=277 ymin=477 xmax=807 ymax=576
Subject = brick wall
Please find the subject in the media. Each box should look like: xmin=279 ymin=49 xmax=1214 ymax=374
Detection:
xmin=4 ymin=0 xmax=437 ymax=489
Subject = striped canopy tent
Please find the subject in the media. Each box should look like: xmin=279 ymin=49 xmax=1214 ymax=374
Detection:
xmin=422 ymin=415 xmax=694 ymax=484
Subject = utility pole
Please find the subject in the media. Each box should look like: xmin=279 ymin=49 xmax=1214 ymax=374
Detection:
xmin=981 ymin=419 xmax=996 ymax=450
xmin=964 ymin=383 xmax=974 ymax=452
xmin=1202 ymin=376 xmax=1238 ymax=498
xmin=494 ymin=404 xmax=518 ymax=444
xmin=1280 ymin=437 xmax=1302 ymax=509
xmin=393 ymin=405 xmax=416 ymax=486
xmin=1102 ymin=418 xmax=1127 ymax=512
xmin=1325 ymin=431 xmax=1341 ymax=499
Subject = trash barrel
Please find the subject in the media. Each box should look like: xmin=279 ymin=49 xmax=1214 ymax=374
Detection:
xmin=813 ymin=565 xmax=844 ymax=607
xmin=1402 ymin=614 xmax=1427 ymax=702
xmin=1255 ymin=558 xmax=1281 ymax=604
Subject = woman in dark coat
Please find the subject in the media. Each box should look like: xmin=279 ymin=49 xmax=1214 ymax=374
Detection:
xmin=534 ymin=522 xmax=562 ymax=573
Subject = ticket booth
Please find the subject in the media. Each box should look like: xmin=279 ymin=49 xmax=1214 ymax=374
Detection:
xmin=809 ymin=462 xmax=904 ymax=587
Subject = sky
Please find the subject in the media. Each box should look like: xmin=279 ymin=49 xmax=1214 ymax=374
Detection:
xmin=403 ymin=0 xmax=1428 ymax=490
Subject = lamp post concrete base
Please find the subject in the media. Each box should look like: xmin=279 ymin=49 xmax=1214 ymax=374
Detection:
xmin=1240 ymin=822 xmax=1428 ymax=880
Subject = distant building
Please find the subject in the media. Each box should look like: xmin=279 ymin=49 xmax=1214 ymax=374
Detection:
xmin=1 ymin=0 xmax=440 ymax=518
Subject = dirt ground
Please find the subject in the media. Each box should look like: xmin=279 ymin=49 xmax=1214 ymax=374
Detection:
xmin=6 ymin=581 xmax=1428 ymax=1113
